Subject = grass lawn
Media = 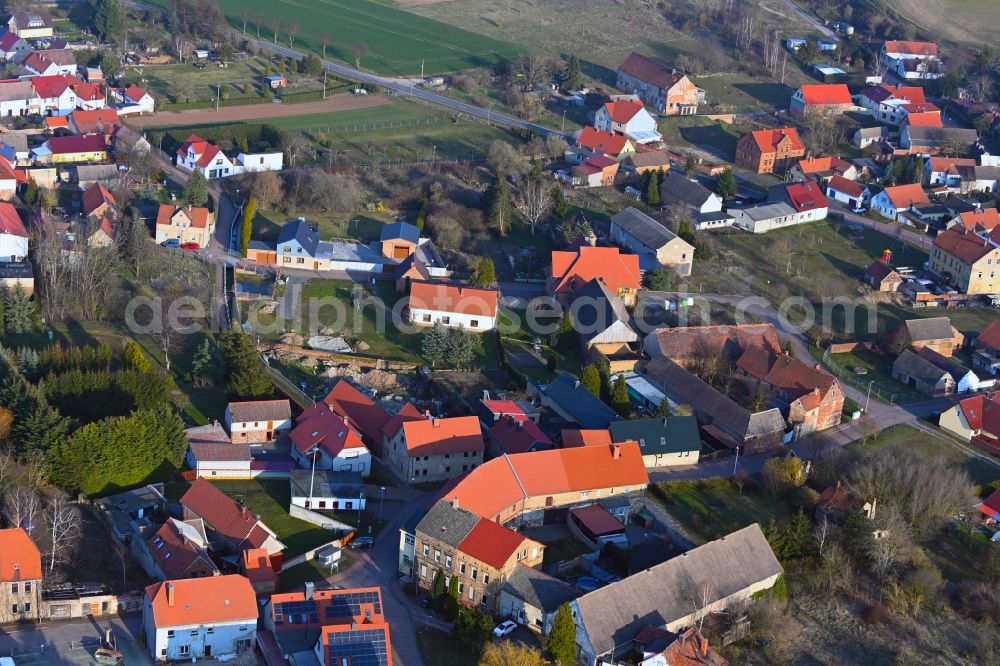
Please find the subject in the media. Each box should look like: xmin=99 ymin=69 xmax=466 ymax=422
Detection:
xmin=848 ymin=424 xmax=1000 ymax=487
xmin=252 ymin=209 xmax=391 ymax=244
xmin=696 ymin=75 xmax=796 ymax=112
xmin=826 ymin=348 xmax=913 ymax=400
xmin=416 ymin=628 xmax=479 ymax=666
xmin=262 ymin=100 xmax=443 ymax=133
xmin=277 ymin=559 xmax=333 ymax=590
xmin=145 ymin=0 xmax=519 ymax=76
xmin=135 ymin=59 xmax=330 ymax=103
xmin=542 ymin=538 xmax=593 ymax=565
xmin=658 ymin=116 xmax=741 ymax=162
xmin=653 ymin=479 xmax=799 ymax=545
xmin=170 ymin=479 xmax=338 ymax=557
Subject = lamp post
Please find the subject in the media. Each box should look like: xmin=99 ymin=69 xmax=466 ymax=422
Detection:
xmin=358 ymin=489 xmax=365 ymax=533
xmin=732 ymin=446 xmax=740 ymax=477
xmin=864 ymin=379 xmax=874 ymax=413
xmin=378 ymin=486 xmax=386 ymax=523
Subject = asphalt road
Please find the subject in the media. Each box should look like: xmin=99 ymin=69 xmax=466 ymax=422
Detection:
xmin=0 ymin=614 xmax=152 ymax=666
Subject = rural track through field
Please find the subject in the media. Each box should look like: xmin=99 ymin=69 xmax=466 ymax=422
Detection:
xmin=136 ymin=93 xmax=394 ymax=127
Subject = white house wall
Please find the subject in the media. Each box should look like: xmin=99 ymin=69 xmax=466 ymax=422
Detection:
xmin=409 ymin=308 xmax=496 ymax=332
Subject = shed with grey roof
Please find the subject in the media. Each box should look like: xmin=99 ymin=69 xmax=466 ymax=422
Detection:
xmin=499 ymin=564 xmax=579 ymax=635
xmin=572 ymin=523 xmax=783 ymax=666
xmin=609 ymin=415 xmax=701 ymax=467
xmin=609 ymin=207 xmax=694 ymax=274
xmin=660 ymin=172 xmax=723 ymax=215
xmin=891 ymin=349 xmax=955 ymax=397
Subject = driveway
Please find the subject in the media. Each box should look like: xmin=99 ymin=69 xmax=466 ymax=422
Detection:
xmin=0 ymin=614 xmax=152 ymax=666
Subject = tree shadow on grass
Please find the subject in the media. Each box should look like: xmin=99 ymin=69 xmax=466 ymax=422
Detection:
xmin=678 ymin=123 xmax=738 ymax=161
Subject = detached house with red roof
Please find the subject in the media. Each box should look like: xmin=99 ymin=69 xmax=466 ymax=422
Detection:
xmin=113 ymin=84 xmax=155 ymax=115
xmin=549 ymin=245 xmax=641 ymax=306
xmin=143 ymin=518 xmax=218 ymax=582
xmin=384 ymin=414 xmax=484 ymax=485
xmin=593 ymin=97 xmax=661 ymax=144
xmin=735 ymin=128 xmax=806 ymax=175
xmin=176 ymin=133 xmax=283 ymax=180
xmin=180 ymin=479 xmax=286 ymax=558
xmin=790 ymin=155 xmax=857 ymax=183
xmin=0 ymin=202 xmax=28 ymax=262
xmin=81 ymin=181 xmax=118 ymax=221
xmin=154 ymin=203 xmax=215 ymax=248
xmin=412 ymin=499 xmax=544 ymax=613
xmin=225 ymin=399 xmax=291 ymax=443
xmin=21 ymin=51 xmax=61 ymax=77
xmin=142 ymin=574 xmax=258 ymax=662
xmin=826 ymin=175 xmax=871 ymax=208
xmin=407 ymin=280 xmax=499 ymax=331
xmin=860 ymin=85 xmax=931 ymax=125
xmin=0 ymin=32 xmax=30 ymax=63
xmin=489 ymin=415 xmax=554 ymax=456
xmin=0 ymin=528 xmax=42 ymax=624
xmin=871 ymin=183 xmax=929 ymax=221
xmin=288 ymin=402 xmax=372 ymax=476
xmin=323 ymin=379 xmax=392 ymax=452
xmin=880 ymin=40 xmax=944 ymax=81
xmin=972 ymin=321 xmax=1000 ymax=376
xmin=38 ymin=134 xmax=108 ymax=164
xmin=30 ymin=74 xmax=80 ymax=116
xmin=939 ymin=392 xmax=1000 ymax=456
xmin=615 ymin=52 xmax=701 ymax=115
xmin=572 ymin=126 xmax=635 ymax=163
xmin=789 ymin=84 xmax=853 ymax=118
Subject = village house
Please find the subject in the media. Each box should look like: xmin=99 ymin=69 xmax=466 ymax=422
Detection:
xmin=880 ymin=40 xmax=944 ymax=81
xmin=412 ymin=499 xmax=545 ymax=613
xmin=826 ymin=175 xmax=870 ymax=208
xmin=549 ymin=244 xmax=641 ymax=306
xmin=8 ymin=11 xmax=54 ymax=38
xmin=915 ymin=346 xmax=992 ymax=393
xmin=735 ymin=348 xmax=845 ymax=437
xmin=615 ymin=52 xmax=700 ymax=115
xmin=901 ymin=126 xmax=978 ymax=154
xmin=0 ymin=528 xmax=42 ymax=624
xmin=571 ymin=524 xmax=782 ymax=666
xmin=176 ymin=133 xmax=283 ymax=180
xmin=609 ymin=207 xmax=694 ymax=274
xmin=289 ymin=402 xmax=372 ymax=476
xmin=143 ymin=518 xmax=218 ymax=581
xmin=891 ymin=317 xmax=964 ymax=356
xmin=863 ymin=259 xmax=904 ymax=292
xmin=930 ymin=224 xmax=1000 ymax=294
xmin=737 ymin=180 xmax=828 ymax=233
xmin=322 ymin=380 xmax=392 ymax=450
xmin=0 ymin=203 xmax=28 ymax=262
xmin=643 ymin=323 xmax=782 ymax=363
xmin=179 ymin=479 xmax=286 ymax=559
xmin=499 ymin=564 xmax=579 ymax=635
xmin=593 ymin=97 xmax=661 ymax=144
xmin=539 ymin=371 xmax=621 ymax=430
xmin=789 ymin=84 xmax=854 ymax=118
xmin=659 ymin=171 xmax=724 ymax=218
xmin=384 ymin=414 xmax=484 ymax=485
xmin=571 ymin=154 xmax=620 ymax=188
xmin=81 ymin=182 xmax=118 ymax=221
xmin=407 ymin=280 xmax=499 ymax=331
xmin=489 ymin=415 xmax=554 ymax=456
xmin=184 ymin=422 xmax=253 ymax=480
xmin=565 ymin=278 xmax=640 ymax=371
xmin=241 ymin=548 xmax=277 ymax=597
xmin=113 ymin=84 xmax=155 ymax=115
xmin=892 ymin=348 xmax=956 ymax=396
xmin=939 ymin=392 xmax=996 ymax=441
xmin=623 ymin=148 xmax=672 ymax=177
xmin=791 ymin=156 xmax=857 ymax=183
xmin=69 ymin=109 xmax=120 ymax=136
xmin=571 ymin=127 xmax=635 ymax=163
xmin=735 ymin=128 xmax=806 ymax=175
xmin=41 ymin=135 xmax=108 ymax=164
xmin=155 ymin=203 xmax=214 ymax=248
xmin=0 ymin=80 xmax=36 ymax=117
xmin=225 ymin=399 xmax=291 ymax=443
xmin=609 ymin=415 xmax=701 ymax=467
xmin=854 ymin=126 xmax=889 ymax=149
xmin=871 ymin=183 xmax=929 ymax=220
xmin=263 ymin=586 xmax=393 ymax=665
xmin=440 ymin=441 xmax=648 ymax=527
xmin=21 ymin=51 xmax=62 ymax=77
xmin=0 ymin=32 xmax=30 ymax=62
xmin=900 ymin=103 xmax=944 ymax=129
xmin=30 ymin=75 xmax=81 ymax=116
xmin=860 ymin=84 xmax=928 ymax=124
xmin=288 ymin=469 xmax=365 ymax=511
xmin=142 ymin=575 xmax=257 ymax=662
xmin=972 ymin=322 xmax=1000 ymax=376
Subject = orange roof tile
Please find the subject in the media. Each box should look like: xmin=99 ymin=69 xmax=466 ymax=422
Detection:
xmin=242 ymin=548 xmax=277 ymax=584
xmin=550 ymin=245 xmax=641 ymax=295
xmin=324 ymin=380 xmax=391 ymax=443
xmin=81 ymin=182 xmax=116 ymax=217
xmin=402 ymin=415 xmax=484 ymax=456
xmin=155 ymin=203 xmax=211 ymax=229
xmin=883 ymin=183 xmax=929 ymax=209
xmin=798 ymin=84 xmax=852 ymax=105
xmin=145 ymin=575 xmax=257 ymax=628
xmin=407 ymin=281 xmax=499 ymax=318
xmin=577 ymin=126 xmax=632 ymax=156
xmin=290 ymin=403 xmax=367 ymax=457
xmin=904 ymin=112 xmax=943 ymax=128
xmin=180 ymin=479 xmax=277 ymax=552
xmin=457 ymin=517 xmax=532 ymax=569
xmin=0 ymin=202 xmax=26 ymax=238
xmin=827 ymin=175 xmax=866 ymax=198
xmin=933 ymin=226 xmax=996 ymax=265
xmin=0 ymin=528 xmax=42 ymax=581
xmin=955 ymin=209 xmax=1000 ymax=232
xmin=560 ymin=429 xmax=612 ymax=447
xmin=382 ymin=402 xmax=424 ymax=438
xmin=603 ymin=98 xmax=645 ymax=124
xmin=749 ymin=128 xmax=804 ymax=154
xmin=884 ymin=40 xmax=938 ymax=56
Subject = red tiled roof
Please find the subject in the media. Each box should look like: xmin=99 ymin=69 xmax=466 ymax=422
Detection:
xmin=603 ymin=98 xmax=645 ymax=124
xmin=324 ymin=380 xmax=391 ymax=443
xmin=896 ymin=86 xmax=927 ymax=104
xmin=49 ymin=134 xmax=107 ymax=155
xmin=180 ymin=479 xmax=276 ymax=551
xmin=980 ymin=488 xmax=1000 ymax=518
xmin=560 ymin=429 xmax=612 ymax=447
xmin=0 ymin=528 xmax=42 ymax=581
xmin=647 ymin=323 xmax=782 ymax=361
xmin=977 ymin=322 xmax=1000 ymax=352
xmin=73 ymin=82 xmax=104 ymax=102
xmin=884 ymin=40 xmax=938 ymax=57
xmin=155 ymin=203 xmax=211 ymax=229
xmin=749 ymin=128 xmax=804 ymax=154
xmin=550 ymin=245 xmax=641 ymax=295
xmin=0 ymin=32 xmax=21 ymax=51
xmin=124 ymin=84 xmax=149 ymax=102
xmin=457 ymin=517 xmax=530 ymax=569
xmin=148 ymin=519 xmax=213 ymax=580
xmin=905 ymin=111 xmax=943 ymax=128
xmin=827 ymin=175 xmax=866 ymax=198
xmin=145 ymin=575 xmax=257 ymax=628
xmin=23 ymin=52 xmax=56 ymax=74
xmin=618 ymin=52 xmax=687 ymax=93
xmin=0 ymin=203 xmax=26 ymax=238
xmin=481 ymin=400 xmax=529 ymax=417
xmin=407 ymin=281 xmax=499 ymax=318
xmin=796 ymin=156 xmax=852 ymax=175
xmin=71 ymin=108 xmax=119 ymax=134
xmin=81 ymin=182 xmax=116 ymax=217
xmin=933 ymin=226 xmax=996 ymax=266
xmin=864 ymin=260 xmax=897 ymax=283
xmin=929 ymin=157 xmax=976 ymax=173
xmin=956 ymin=209 xmax=1000 ymax=232
xmin=570 ymin=503 xmax=624 ymax=536
xmin=243 ymin=548 xmax=277 ymax=584
xmin=957 ymin=394 xmax=988 ymax=431
xmin=781 ymin=180 xmax=827 ymax=212
xmin=979 ymin=394 xmax=1000 ymax=437
xmin=382 ymin=402 xmax=423 ymax=438
xmin=737 ymin=349 xmax=836 ymax=400
xmin=31 ymin=74 xmax=75 ymax=99
xmin=490 ymin=415 xmax=552 ymax=455
xmin=289 ymin=403 xmax=367 ymax=458
xmin=882 ymin=183 xmax=929 ymax=209
xmin=577 ymin=126 xmax=631 ymax=156
xmin=402 ymin=415 xmax=483 ymax=456
xmin=656 ymin=628 xmax=728 ymax=666
xmin=443 ymin=442 xmax=648 ymax=520
xmin=798 ymin=84 xmax=852 ymax=105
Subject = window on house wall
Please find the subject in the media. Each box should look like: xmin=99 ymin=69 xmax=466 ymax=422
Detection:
xmin=434 ymin=550 xmax=441 ymax=563
xmin=422 ymin=544 xmax=429 ymax=556
xmin=445 ymin=555 xmax=452 ymax=568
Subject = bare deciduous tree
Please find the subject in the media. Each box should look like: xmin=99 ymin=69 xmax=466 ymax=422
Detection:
xmin=46 ymin=494 xmax=80 ymax=573
xmin=272 ymin=18 xmax=283 ymax=44
xmin=287 ymin=21 xmax=299 ymax=48
xmin=4 ymin=483 xmax=40 ymax=535
xmin=352 ymin=42 xmax=369 ymax=68
xmin=814 ymin=513 xmax=831 ymax=557
xmin=240 ymin=9 xmax=249 ymax=33
xmin=319 ymin=32 xmax=331 ymax=58
xmin=514 ymin=177 xmax=551 ymax=235
xmin=865 ymin=506 xmax=912 ymax=581
xmin=172 ymin=35 xmax=191 ymax=64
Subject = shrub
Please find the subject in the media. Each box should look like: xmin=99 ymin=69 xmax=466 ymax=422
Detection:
xmin=860 ymin=602 xmax=891 ymax=625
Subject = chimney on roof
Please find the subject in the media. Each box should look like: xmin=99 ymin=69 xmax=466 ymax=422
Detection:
xmin=451 ymin=496 xmax=459 ymax=510
xmin=305 ymin=581 xmax=315 ymax=600
xmin=166 ymin=582 xmax=175 ymax=607
xmin=697 ymin=631 xmax=709 ymax=657
xmin=213 ymin=419 xmax=219 ymax=427
xmin=433 ymin=418 xmax=441 ymax=428
xmin=611 ymin=443 xmax=621 ymax=460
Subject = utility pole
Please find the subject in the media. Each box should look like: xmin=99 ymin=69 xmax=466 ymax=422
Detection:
xmin=732 ymin=446 xmax=740 ymax=477
xmin=216 ymin=82 xmax=220 ymax=111
xmin=561 ymin=109 xmax=566 ymax=133
xmin=378 ymin=486 xmax=386 ymax=523
xmin=323 ymin=69 xmax=327 ymax=99
xmin=420 ymin=59 xmax=424 ymax=79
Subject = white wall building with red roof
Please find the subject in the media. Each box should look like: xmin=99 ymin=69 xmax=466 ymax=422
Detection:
xmin=0 ymin=202 xmax=28 ymax=262
xmin=113 ymin=84 xmax=155 ymax=115
xmin=407 ymin=280 xmax=499 ymax=331
xmin=176 ymin=133 xmax=283 ymax=180
xmin=593 ymin=97 xmax=661 ymax=144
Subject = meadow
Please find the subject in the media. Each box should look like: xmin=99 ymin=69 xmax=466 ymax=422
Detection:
xmin=887 ymin=0 xmax=1000 ymax=46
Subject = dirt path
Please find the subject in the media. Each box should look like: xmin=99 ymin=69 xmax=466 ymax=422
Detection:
xmin=137 ymin=93 xmax=394 ymax=127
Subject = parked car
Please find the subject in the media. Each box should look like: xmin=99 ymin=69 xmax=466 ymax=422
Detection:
xmin=350 ymin=536 xmax=375 ymax=548
xmin=161 ymin=239 xmax=180 ymax=248
xmin=852 ymin=205 xmax=868 ymax=214
xmin=418 ymin=597 xmax=431 ymax=609
xmin=493 ymin=620 xmax=517 ymax=638
xmin=180 ymin=242 xmax=200 ymax=250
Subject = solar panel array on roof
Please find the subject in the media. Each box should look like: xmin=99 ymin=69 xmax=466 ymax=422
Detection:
xmin=325 ymin=590 xmax=382 ymax=618
xmin=274 ymin=599 xmax=318 ymax=625
xmin=326 ymin=628 xmax=389 ymax=666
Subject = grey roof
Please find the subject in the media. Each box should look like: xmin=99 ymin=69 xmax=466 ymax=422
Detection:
xmin=247 ymin=240 xmax=276 ymax=251
xmin=915 ymin=346 xmax=972 ymax=378
xmin=543 ymin=372 xmax=620 ymax=429
xmin=902 ymin=316 xmax=956 ymax=342
xmin=278 ymin=218 xmax=320 ymax=256
xmin=575 ymin=524 xmax=783 ymax=657
xmin=660 ymin=172 xmax=716 ymax=208
xmin=76 ymin=164 xmax=120 ymax=182
xmin=11 ymin=12 xmax=54 ymax=29
xmin=0 ymin=133 xmax=27 ymax=153
xmin=893 ymin=349 xmax=951 ymax=383
xmin=856 ymin=126 xmax=888 ymax=138
xmin=289 ymin=469 xmax=364 ymax=499
xmin=731 ymin=202 xmax=797 ymax=223
xmin=973 ymin=166 xmax=1000 ymax=181
xmin=905 ymin=126 xmax=978 ymax=147
xmin=0 ymin=80 xmax=34 ymax=102
xmin=566 ymin=278 xmax=637 ymax=345
xmin=609 ymin=416 xmax=700 ymax=456
xmin=610 ymin=207 xmax=684 ymax=251
xmin=500 ymin=564 xmax=579 ymax=613
xmin=644 ymin=357 xmax=785 ymax=441
xmin=228 ymin=399 xmax=291 ymax=423
xmin=380 ymin=221 xmax=420 ymax=244
xmin=414 ymin=499 xmax=480 ymax=549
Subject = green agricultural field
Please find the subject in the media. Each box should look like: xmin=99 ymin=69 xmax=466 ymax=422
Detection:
xmin=887 ymin=0 xmax=1000 ymax=46
xmin=146 ymin=0 xmax=520 ymax=75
